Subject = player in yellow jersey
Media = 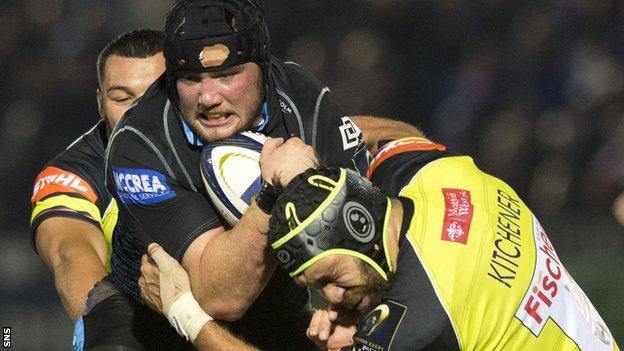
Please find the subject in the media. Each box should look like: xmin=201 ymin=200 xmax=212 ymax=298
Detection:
xmin=138 ymin=136 xmax=620 ymax=351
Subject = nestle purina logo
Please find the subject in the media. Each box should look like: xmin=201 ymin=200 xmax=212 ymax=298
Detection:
xmin=112 ymin=167 xmax=176 ymax=205
xmin=441 ymin=188 xmax=473 ymax=245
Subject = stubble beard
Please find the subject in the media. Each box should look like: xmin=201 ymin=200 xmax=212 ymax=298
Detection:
xmin=336 ymin=261 xmax=392 ymax=317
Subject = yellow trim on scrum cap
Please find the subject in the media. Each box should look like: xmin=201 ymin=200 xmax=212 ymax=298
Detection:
xmin=381 ymin=197 xmax=393 ymax=273
xmin=285 ymin=202 xmax=301 ymax=230
xmin=290 ymin=248 xmax=389 ymax=281
xmin=308 ymin=174 xmax=339 ymax=191
xmin=271 ymin=168 xmax=347 ymax=249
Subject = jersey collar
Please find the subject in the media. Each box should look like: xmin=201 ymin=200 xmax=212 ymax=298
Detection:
xmin=396 ymin=196 xmax=415 ymax=249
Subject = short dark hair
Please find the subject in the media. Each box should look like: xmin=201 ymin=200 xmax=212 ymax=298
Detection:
xmin=97 ymin=29 xmax=164 ymax=84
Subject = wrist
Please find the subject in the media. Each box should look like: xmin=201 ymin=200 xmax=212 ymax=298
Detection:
xmin=167 ymin=292 xmax=213 ymax=343
xmin=254 ymin=180 xmax=282 ymax=214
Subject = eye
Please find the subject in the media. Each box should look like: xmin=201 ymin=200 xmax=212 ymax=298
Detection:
xmin=215 ymin=71 xmax=235 ymax=81
xmin=178 ymin=73 xmax=201 ymax=82
xmin=315 ymin=275 xmax=335 ymax=288
xmin=114 ymin=97 xmax=132 ymax=103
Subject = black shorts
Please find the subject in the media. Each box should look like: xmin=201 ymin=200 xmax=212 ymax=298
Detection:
xmin=73 ymin=275 xmax=318 ymax=351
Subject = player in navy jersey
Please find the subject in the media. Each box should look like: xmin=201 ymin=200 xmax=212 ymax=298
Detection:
xmin=98 ymin=1 xmax=422 ymax=350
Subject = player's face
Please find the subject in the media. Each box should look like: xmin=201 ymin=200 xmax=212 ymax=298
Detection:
xmin=295 ymin=255 xmax=390 ymax=316
xmin=97 ymin=53 xmax=165 ymax=134
xmin=175 ymin=62 xmax=263 ymax=143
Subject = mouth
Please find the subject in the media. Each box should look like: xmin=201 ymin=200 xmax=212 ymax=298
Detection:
xmin=197 ymin=112 xmax=234 ymax=127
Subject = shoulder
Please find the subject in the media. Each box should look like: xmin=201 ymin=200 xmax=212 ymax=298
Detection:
xmin=367 ymin=138 xmax=451 ymax=196
xmin=270 ymin=57 xmax=326 ymax=97
xmin=30 ymin=121 xmax=113 ymax=238
xmin=107 ymin=77 xmax=172 ymax=160
xmin=33 ymin=121 xmax=108 ymax=203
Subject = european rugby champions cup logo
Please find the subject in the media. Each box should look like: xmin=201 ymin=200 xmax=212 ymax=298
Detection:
xmin=361 ymin=304 xmax=390 ymax=336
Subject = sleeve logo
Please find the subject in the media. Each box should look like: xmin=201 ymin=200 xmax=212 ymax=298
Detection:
xmin=112 ymin=167 xmax=176 ymax=205
xmin=339 ymin=116 xmax=362 ymax=150
xmin=441 ymin=188 xmax=473 ymax=245
xmin=31 ymin=166 xmax=97 ymax=204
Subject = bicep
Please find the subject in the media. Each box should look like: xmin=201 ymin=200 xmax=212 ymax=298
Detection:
xmin=115 ymin=187 xmax=224 ymax=261
xmin=107 ymin=132 xmax=223 ymax=260
xmin=181 ymin=226 xmax=226 ymax=282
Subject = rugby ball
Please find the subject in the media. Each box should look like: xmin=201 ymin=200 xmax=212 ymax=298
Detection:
xmin=201 ymin=132 xmax=267 ymax=226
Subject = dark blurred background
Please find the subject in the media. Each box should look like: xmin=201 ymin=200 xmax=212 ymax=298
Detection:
xmin=0 ymin=0 xmax=622 ymax=349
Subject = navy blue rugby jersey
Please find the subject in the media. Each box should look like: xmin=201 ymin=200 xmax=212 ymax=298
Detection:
xmin=105 ymin=58 xmax=369 ymax=334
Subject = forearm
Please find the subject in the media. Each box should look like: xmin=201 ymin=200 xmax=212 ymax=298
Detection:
xmin=350 ymin=115 xmax=424 ymax=154
xmin=52 ymin=248 xmax=107 ymax=320
xmin=192 ymin=202 xmax=275 ymax=320
xmin=193 ymin=322 xmax=259 ymax=351
xmin=36 ymin=218 xmax=108 ymax=321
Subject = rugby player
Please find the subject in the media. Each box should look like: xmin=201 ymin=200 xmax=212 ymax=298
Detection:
xmin=28 ymin=29 xmax=164 ymax=346
xmin=98 ymin=0 xmax=421 ymax=350
xmin=140 ymin=136 xmax=621 ymax=351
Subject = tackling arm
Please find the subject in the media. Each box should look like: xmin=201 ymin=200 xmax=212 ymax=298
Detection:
xmin=350 ymin=115 xmax=424 ymax=155
xmin=35 ymin=217 xmax=107 ymax=321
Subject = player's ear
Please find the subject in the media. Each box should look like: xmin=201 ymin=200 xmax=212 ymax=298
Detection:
xmin=96 ymin=88 xmax=104 ymax=119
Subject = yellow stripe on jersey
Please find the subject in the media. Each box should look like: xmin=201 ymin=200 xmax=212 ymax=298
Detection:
xmin=100 ymin=198 xmax=118 ymax=272
xmin=31 ymin=194 xmax=118 ymax=273
xmin=31 ymin=194 xmax=102 ymax=225
xmin=397 ymin=156 xmax=618 ymax=351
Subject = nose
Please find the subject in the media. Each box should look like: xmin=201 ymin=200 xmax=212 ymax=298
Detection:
xmin=197 ymin=76 xmax=223 ymax=108
xmin=321 ymin=284 xmax=345 ymax=304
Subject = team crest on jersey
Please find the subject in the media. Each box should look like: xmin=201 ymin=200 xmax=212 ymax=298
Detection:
xmin=339 ymin=116 xmax=362 ymax=150
xmin=112 ymin=167 xmax=176 ymax=205
xmin=441 ymin=188 xmax=473 ymax=245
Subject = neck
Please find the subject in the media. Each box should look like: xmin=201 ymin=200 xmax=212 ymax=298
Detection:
xmin=385 ymin=198 xmax=403 ymax=272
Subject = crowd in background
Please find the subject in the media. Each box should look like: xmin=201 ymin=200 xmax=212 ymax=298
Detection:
xmin=0 ymin=0 xmax=622 ymax=348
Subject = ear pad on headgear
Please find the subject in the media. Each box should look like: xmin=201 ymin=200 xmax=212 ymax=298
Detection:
xmin=269 ymin=167 xmax=392 ymax=280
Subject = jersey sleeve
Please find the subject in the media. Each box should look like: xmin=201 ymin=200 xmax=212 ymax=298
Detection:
xmin=30 ymin=165 xmax=104 ymax=250
xmin=285 ymin=63 xmax=371 ymax=175
xmin=106 ymin=130 xmax=222 ymax=260
xmin=367 ymin=137 xmax=450 ymax=196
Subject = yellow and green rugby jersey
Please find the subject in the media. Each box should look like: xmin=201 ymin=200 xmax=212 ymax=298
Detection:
xmin=30 ymin=121 xmax=117 ymax=272
xmin=351 ymin=137 xmax=620 ymax=351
